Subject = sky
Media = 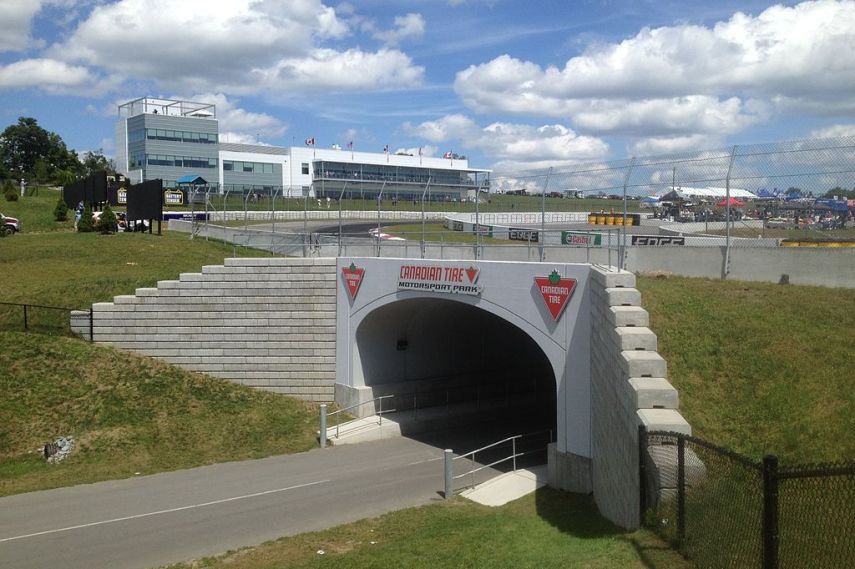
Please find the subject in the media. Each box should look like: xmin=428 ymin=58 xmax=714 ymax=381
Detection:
xmin=1 ymin=0 xmax=854 ymax=174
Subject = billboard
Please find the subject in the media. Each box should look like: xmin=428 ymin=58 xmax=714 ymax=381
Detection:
xmin=127 ymin=179 xmax=163 ymax=223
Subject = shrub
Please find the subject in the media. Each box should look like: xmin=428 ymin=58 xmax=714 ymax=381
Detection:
xmin=54 ymin=198 xmax=69 ymax=222
xmin=3 ymin=180 xmax=19 ymax=202
xmin=77 ymin=204 xmax=95 ymax=232
xmin=98 ymin=204 xmax=119 ymax=234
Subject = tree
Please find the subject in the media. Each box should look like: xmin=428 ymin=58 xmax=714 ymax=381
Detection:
xmin=54 ymin=197 xmax=69 ymax=222
xmin=81 ymin=149 xmax=115 ymax=177
xmin=77 ymin=204 xmax=94 ymax=232
xmin=0 ymin=117 xmax=81 ymax=183
xmin=3 ymin=179 xmax=18 ymax=201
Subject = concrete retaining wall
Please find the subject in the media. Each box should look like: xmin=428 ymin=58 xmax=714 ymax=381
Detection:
xmin=588 ymin=266 xmax=691 ymax=529
xmin=82 ymin=257 xmax=338 ymax=401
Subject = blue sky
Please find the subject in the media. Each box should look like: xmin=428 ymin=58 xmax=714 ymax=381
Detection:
xmin=1 ymin=0 xmax=853 ymax=173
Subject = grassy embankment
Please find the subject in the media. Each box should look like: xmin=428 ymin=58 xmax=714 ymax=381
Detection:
xmin=1 ymin=192 xmax=317 ymax=496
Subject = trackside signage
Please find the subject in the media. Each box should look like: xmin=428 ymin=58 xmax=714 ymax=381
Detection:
xmin=341 ymin=263 xmax=365 ymax=300
xmin=398 ymin=264 xmax=482 ymax=296
xmin=534 ymin=270 xmax=577 ymax=321
xmin=561 ymin=231 xmax=602 ymax=247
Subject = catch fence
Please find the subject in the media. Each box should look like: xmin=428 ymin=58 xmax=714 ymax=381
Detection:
xmin=639 ymin=428 xmax=854 ymax=569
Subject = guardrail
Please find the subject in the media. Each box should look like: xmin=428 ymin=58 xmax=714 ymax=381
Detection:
xmin=444 ymin=429 xmax=554 ymax=498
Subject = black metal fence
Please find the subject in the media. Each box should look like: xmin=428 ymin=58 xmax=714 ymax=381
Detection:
xmin=639 ymin=428 xmax=854 ymax=569
xmin=0 ymin=302 xmax=92 ymax=341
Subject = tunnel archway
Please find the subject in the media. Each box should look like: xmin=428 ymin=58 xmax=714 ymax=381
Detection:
xmin=353 ymin=297 xmax=557 ymax=441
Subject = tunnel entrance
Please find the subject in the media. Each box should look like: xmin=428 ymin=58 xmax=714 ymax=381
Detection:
xmin=353 ymin=297 xmax=557 ymax=449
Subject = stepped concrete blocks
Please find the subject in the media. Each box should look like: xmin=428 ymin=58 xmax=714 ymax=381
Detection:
xmin=602 ymin=287 xmax=642 ymax=307
xmin=607 ymin=306 xmax=649 ymax=328
xmin=637 ymin=409 xmax=692 ymax=435
xmin=625 ymin=378 xmax=679 ymax=410
xmin=620 ymin=351 xmax=667 ymax=378
xmin=611 ymin=327 xmax=658 ymax=351
xmin=590 ymin=269 xmax=636 ymax=289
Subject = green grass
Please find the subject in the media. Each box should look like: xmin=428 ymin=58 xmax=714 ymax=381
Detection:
xmin=637 ymin=275 xmax=855 ymax=463
xmin=1 ymin=188 xmax=75 ymax=233
xmin=0 ymin=331 xmax=319 ymax=497
xmin=162 ymin=489 xmax=690 ymax=569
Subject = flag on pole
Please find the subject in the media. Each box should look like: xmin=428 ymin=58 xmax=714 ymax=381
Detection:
xmin=418 ymin=146 xmax=423 ymax=165
xmin=347 ymin=141 xmax=353 ymax=159
xmin=384 ymin=144 xmax=389 ymax=163
xmin=305 ymin=137 xmax=315 ymax=146
xmin=443 ymin=150 xmax=453 ymax=159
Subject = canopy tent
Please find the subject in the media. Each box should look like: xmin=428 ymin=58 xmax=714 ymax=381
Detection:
xmin=658 ymin=186 xmax=757 ymax=201
xmin=717 ymin=197 xmax=745 ymax=207
xmin=176 ymin=175 xmax=208 ymax=185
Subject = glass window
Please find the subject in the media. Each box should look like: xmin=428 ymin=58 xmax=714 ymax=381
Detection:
xmin=243 ymin=163 xmax=253 ymax=172
xmin=224 ymin=161 xmax=233 ymax=171
xmin=263 ymin=163 xmax=273 ymax=174
xmin=301 ymin=163 xmax=309 ymax=175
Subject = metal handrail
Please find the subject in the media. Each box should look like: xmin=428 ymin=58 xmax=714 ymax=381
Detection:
xmin=444 ymin=429 xmax=554 ymax=498
xmin=319 ymin=394 xmax=396 ymax=448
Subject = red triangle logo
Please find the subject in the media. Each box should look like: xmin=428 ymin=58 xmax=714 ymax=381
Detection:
xmin=465 ymin=266 xmax=479 ymax=284
xmin=342 ymin=263 xmax=365 ymax=300
xmin=534 ymin=271 xmax=577 ymax=321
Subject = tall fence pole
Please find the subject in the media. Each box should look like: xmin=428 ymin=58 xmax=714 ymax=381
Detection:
xmin=319 ymin=404 xmax=328 ymax=449
xmin=540 ymin=168 xmax=552 ymax=262
xmin=723 ymin=145 xmax=738 ymax=279
xmin=620 ymin=158 xmax=636 ymax=270
xmin=638 ymin=425 xmax=648 ymax=526
xmin=338 ymin=182 xmax=347 ymax=256
xmin=762 ymin=454 xmax=780 ymax=569
xmin=677 ymin=433 xmax=686 ymax=547
xmin=444 ymin=449 xmax=454 ymax=498
xmin=421 ymin=177 xmax=431 ymax=259
xmin=89 ymin=307 xmax=94 ymax=342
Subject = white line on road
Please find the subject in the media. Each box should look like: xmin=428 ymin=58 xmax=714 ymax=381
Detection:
xmin=0 ymin=479 xmax=330 ymax=544
xmin=407 ymin=456 xmax=443 ymax=466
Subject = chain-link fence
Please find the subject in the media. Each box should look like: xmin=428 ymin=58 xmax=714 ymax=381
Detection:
xmin=640 ymin=429 xmax=855 ymax=569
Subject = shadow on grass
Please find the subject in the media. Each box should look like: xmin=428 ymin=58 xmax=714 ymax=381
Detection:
xmin=535 ymin=488 xmax=691 ymax=569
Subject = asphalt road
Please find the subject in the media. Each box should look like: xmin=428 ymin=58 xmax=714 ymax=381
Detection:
xmin=0 ymin=438 xmax=451 ymax=569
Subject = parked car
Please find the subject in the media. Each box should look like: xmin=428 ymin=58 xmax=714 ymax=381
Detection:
xmin=1 ymin=212 xmax=20 ymax=235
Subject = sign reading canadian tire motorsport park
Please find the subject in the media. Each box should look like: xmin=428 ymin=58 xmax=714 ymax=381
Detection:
xmin=397 ymin=263 xmax=482 ymax=296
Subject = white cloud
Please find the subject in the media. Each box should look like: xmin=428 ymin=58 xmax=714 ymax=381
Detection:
xmin=0 ymin=0 xmax=43 ymax=52
xmin=454 ymin=1 xmax=855 ymax=138
xmin=37 ymin=0 xmax=422 ymax=94
xmin=809 ymin=124 xmax=855 ymax=139
xmin=247 ymin=48 xmax=424 ymax=93
xmin=395 ymin=145 xmax=437 ymax=157
xmin=373 ymin=13 xmax=426 ymax=46
xmin=630 ymin=134 xmax=725 ymax=156
xmin=188 ymin=93 xmax=288 ymax=140
xmin=404 ymin=114 xmax=609 ymax=170
xmin=0 ymin=58 xmax=93 ymax=91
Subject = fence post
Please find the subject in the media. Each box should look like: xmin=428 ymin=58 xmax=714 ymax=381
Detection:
xmin=444 ymin=449 xmax=454 ymax=499
xmin=762 ymin=454 xmax=780 ymax=569
xmin=638 ymin=425 xmax=648 ymax=526
xmin=89 ymin=307 xmax=94 ymax=342
xmin=319 ymin=404 xmax=327 ymax=449
xmin=23 ymin=304 xmax=28 ymax=331
xmin=677 ymin=433 xmax=686 ymax=548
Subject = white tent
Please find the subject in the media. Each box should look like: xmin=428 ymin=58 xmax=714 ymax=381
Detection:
xmin=658 ymin=186 xmax=757 ymax=201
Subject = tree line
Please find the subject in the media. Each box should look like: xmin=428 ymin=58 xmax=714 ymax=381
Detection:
xmin=0 ymin=117 xmax=115 ymax=188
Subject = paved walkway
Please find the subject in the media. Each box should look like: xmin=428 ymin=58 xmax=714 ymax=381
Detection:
xmin=0 ymin=438 xmax=448 ymax=569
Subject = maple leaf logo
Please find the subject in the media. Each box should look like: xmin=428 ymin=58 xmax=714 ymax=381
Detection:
xmin=548 ymin=270 xmax=561 ymax=285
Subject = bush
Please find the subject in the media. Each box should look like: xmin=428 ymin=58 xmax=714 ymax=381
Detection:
xmin=3 ymin=180 xmax=18 ymax=202
xmin=54 ymin=198 xmax=69 ymax=222
xmin=98 ymin=204 xmax=118 ymax=234
xmin=77 ymin=204 xmax=94 ymax=232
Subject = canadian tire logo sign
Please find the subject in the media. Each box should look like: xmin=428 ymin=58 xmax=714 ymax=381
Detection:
xmin=534 ymin=270 xmax=577 ymax=321
xmin=342 ymin=263 xmax=365 ymax=300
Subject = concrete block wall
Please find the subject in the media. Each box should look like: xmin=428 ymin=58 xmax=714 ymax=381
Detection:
xmin=85 ymin=257 xmax=338 ymax=402
xmin=589 ymin=265 xmax=691 ymax=529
